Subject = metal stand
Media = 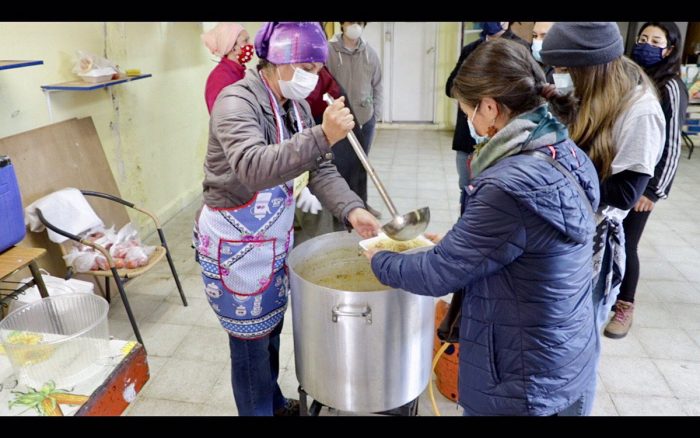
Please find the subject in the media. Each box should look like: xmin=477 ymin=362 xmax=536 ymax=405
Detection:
xmin=298 ymin=386 xmax=419 ymax=416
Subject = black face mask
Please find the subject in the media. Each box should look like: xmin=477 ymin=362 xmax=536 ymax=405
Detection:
xmin=632 ymin=43 xmax=665 ymax=68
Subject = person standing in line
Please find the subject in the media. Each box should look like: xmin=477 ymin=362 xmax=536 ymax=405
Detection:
xmin=202 ymin=22 xmax=254 ymax=114
xmin=327 ymin=21 xmax=383 ymax=218
xmin=541 ymin=22 xmax=666 ymax=332
xmin=445 ymin=22 xmax=529 ymax=216
xmin=531 ymin=22 xmax=556 ymax=84
xmin=604 ymin=22 xmax=688 ymax=339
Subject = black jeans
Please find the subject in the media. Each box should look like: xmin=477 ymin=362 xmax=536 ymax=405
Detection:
xmin=618 ymin=209 xmax=652 ymax=303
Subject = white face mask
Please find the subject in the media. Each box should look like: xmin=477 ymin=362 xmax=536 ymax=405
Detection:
xmin=345 ymin=23 xmax=363 ymax=40
xmin=531 ymin=39 xmax=543 ymax=62
xmin=552 ymin=72 xmax=574 ymax=94
xmin=277 ymin=66 xmax=319 ymax=100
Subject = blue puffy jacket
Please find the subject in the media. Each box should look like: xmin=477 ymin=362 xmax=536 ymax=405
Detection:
xmin=371 ymin=140 xmax=601 ymax=416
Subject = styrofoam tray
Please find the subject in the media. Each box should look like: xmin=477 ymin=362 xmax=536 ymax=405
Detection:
xmin=359 ymin=232 xmax=434 ymax=252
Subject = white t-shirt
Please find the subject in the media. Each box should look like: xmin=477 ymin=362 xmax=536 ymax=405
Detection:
xmin=600 ymin=85 xmax=666 ymax=223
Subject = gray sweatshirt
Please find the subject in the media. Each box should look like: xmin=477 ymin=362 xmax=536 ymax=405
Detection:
xmin=202 ymin=68 xmax=364 ymax=222
xmin=327 ymin=34 xmax=383 ymax=126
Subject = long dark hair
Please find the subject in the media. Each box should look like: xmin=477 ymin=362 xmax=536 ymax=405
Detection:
xmin=636 ymin=22 xmax=683 ymax=90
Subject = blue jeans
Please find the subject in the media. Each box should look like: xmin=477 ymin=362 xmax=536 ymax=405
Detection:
xmin=554 ymin=385 xmax=595 ymax=416
xmin=455 ymin=151 xmax=470 ymax=215
xmin=360 ymin=115 xmax=376 ymax=154
xmin=228 ymin=318 xmax=288 ymax=416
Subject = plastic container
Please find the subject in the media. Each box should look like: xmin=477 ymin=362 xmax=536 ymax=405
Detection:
xmin=0 ymin=293 xmax=110 ymax=387
xmin=78 ymin=67 xmax=116 ymax=83
xmin=0 ymin=155 xmax=26 ymax=253
xmin=359 ymin=232 xmax=433 ymax=252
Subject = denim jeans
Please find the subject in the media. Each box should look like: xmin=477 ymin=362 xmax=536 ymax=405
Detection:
xmin=455 ymin=151 xmax=470 ymax=215
xmin=228 ymin=318 xmax=288 ymax=416
xmin=360 ymin=115 xmax=377 ymax=154
xmin=553 ymin=384 xmax=595 ymax=416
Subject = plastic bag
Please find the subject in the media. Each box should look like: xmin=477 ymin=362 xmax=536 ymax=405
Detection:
xmin=9 ymin=269 xmax=94 ymax=312
xmin=71 ymin=50 xmax=119 ymax=78
xmin=63 ymin=223 xmax=155 ymax=272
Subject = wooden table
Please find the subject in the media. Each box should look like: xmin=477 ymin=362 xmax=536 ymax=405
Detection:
xmin=0 ymin=247 xmax=49 ymax=306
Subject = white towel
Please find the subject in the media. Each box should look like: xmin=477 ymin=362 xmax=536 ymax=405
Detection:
xmin=25 ymin=188 xmax=104 ymax=243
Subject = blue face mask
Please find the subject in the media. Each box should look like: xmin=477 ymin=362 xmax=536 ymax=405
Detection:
xmin=481 ymin=22 xmax=505 ymax=38
xmin=467 ymin=103 xmax=490 ymax=145
xmin=632 ymin=43 xmax=665 ymax=68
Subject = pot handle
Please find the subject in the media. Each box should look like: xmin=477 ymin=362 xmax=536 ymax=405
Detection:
xmin=332 ymin=304 xmax=372 ymax=324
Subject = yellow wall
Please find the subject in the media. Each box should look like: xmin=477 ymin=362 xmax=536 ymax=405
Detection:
xmin=0 ymin=22 xmax=213 ymax=235
xmin=435 ymin=22 xmax=461 ymax=129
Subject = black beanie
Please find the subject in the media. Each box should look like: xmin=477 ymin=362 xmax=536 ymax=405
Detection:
xmin=540 ymin=22 xmax=624 ymax=67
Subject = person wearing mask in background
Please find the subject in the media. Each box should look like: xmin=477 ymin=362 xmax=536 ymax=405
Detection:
xmin=202 ymin=22 xmax=254 ymax=114
xmin=541 ymin=22 xmax=665 ymax=333
xmin=327 ymin=21 xmax=383 ymax=218
xmin=446 ymin=22 xmax=529 ymax=216
xmin=604 ymin=22 xmax=688 ymax=339
xmin=297 ymin=65 xmax=374 ymax=242
xmin=531 ymin=21 xmax=555 ymax=84
xmin=367 ymin=38 xmax=600 ymax=416
xmin=198 ymin=22 xmax=380 ymax=416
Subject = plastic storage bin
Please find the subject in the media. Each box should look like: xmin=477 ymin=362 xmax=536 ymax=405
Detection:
xmin=0 ymin=293 xmax=110 ymax=387
xmin=0 ymin=155 xmax=25 ymax=253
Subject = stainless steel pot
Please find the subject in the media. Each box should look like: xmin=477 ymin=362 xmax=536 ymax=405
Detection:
xmin=288 ymin=231 xmax=435 ymax=413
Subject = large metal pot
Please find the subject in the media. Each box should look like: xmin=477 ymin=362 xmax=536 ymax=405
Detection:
xmin=288 ymin=231 xmax=435 ymax=413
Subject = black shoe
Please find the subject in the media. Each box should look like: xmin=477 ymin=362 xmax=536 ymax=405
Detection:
xmin=366 ymin=204 xmax=382 ymax=219
xmin=274 ymin=399 xmax=300 ymax=416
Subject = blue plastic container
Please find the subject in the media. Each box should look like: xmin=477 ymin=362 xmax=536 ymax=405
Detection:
xmin=0 ymin=155 xmax=26 ymax=253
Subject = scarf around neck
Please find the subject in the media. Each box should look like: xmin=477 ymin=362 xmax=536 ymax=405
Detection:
xmin=469 ymin=104 xmax=569 ymax=179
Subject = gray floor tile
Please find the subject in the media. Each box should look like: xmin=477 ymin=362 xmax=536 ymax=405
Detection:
xmin=687 ymin=329 xmax=700 ymax=349
xmin=144 ymin=296 xmax=211 ymax=327
xmin=108 ymin=294 xmax=166 ymax=325
xmin=140 ymin=358 xmax=224 ymax=404
xmin=680 ymin=398 xmax=700 ymax=416
xmin=208 ymin=367 xmax=235 ymax=407
xmin=145 ymin=356 xmax=169 ymax=379
xmin=126 ymin=397 xmax=203 ymax=416
xmin=636 ymin=327 xmax=700 ymax=362
xmin=591 ymin=392 xmax=618 ymax=416
xmin=642 ymin=280 xmax=700 ymax=304
xmin=196 ymin=403 xmax=237 ymax=416
xmin=611 ymin=394 xmax=687 ymax=416
xmin=138 ymin=322 xmax=192 ymax=357
xmin=172 ymin=326 xmax=230 ymax=363
xmin=662 ymin=303 xmax=700 ymax=330
xmin=600 ymin=331 xmax=648 ymax=358
xmin=597 ymin=356 xmax=672 ymax=396
xmin=632 ymin=300 xmax=677 ymax=329
xmin=653 ymin=359 xmax=700 ymax=399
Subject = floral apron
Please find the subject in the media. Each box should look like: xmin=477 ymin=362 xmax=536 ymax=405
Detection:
xmin=197 ymin=77 xmax=304 ymax=339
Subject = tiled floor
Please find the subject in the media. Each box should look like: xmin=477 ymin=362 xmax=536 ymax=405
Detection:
xmin=117 ymin=128 xmax=700 ymax=416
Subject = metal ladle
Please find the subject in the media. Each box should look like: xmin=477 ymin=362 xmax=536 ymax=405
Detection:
xmin=323 ymin=93 xmax=430 ymax=241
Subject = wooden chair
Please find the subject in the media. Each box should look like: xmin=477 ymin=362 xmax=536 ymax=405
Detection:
xmin=35 ymin=190 xmax=188 ymax=346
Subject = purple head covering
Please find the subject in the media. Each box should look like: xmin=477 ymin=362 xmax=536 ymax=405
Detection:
xmin=254 ymin=22 xmax=328 ymax=64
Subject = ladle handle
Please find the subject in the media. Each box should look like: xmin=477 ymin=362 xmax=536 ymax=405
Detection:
xmin=322 ymin=93 xmax=399 ymax=217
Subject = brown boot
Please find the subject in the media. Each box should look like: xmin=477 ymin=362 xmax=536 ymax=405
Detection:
xmin=603 ymin=300 xmax=635 ymax=339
